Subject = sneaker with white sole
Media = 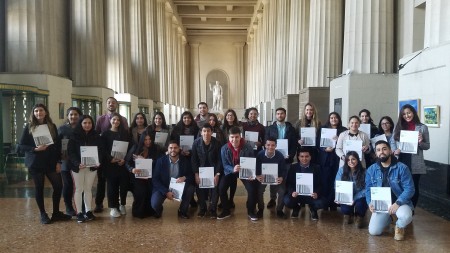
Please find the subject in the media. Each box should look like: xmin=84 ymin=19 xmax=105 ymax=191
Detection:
xmin=110 ymin=208 xmax=121 ymax=218
xmin=119 ymin=205 xmax=126 ymax=215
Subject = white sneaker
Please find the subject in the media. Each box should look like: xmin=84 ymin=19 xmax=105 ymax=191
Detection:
xmin=119 ymin=205 xmax=127 ymax=215
xmin=110 ymin=208 xmax=121 ymax=218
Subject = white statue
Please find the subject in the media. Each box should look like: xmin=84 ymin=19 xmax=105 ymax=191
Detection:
xmin=209 ymin=80 xmax=223 ymax=112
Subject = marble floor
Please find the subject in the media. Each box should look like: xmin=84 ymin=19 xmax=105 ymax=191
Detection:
xmin=1 ymin=173 xmax=449 ymax=252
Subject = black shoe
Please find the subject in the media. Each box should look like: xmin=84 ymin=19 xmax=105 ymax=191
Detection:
xmin=230 ymin=201 xmax=236 ymax=209
xmin=153 ymin=213 xmax=161 ymax=219
xmin=257 ymin=209 xmax=264 ymax=219
xmin=40 ymin=213 xmax=52 ymax=224
xmin=85 ymin=211 xmax=96 ymax=221
xmin=218 ymin=203 xmax=223 ymax=209
xmin=178 ymin=210 xmax=189 ymax=219
xmin=291 ymin=208 xmax=300 ymax=218
xmin=66 ymin=208 xmax=77 ymax=217
xmin=209 ymin=211 xmax=218 ymax=219
xmin=267 ymin=199 xmax=276 ymax=208
xmin=51 ymin=211 xmax=72 ymax=222
xmin=94 ymin=205 xmax=103 ymax=213
xmin=277 ymin=210 xmax=287 ymax=219
xmin=310 ymin=210 xmax=319 ymax=221
xmin=217 ymin=211 xmax=231 ymax=220
xmin=190 ymin=199 xmax=198 ymax=208
xmin=197 ymin=209 xmax=206 ymax=217
xmin=77 ymin=213 xmax=86 ymax=223
xmin=248 ymin=213 xmax=258 ymax=221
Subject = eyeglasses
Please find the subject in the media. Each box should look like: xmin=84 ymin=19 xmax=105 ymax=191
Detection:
xmin=381 ymin=122 xmax=390 ymax=126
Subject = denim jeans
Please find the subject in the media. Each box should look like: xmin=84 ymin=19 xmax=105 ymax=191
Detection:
xmin=340 ymin=197 xmax=368 ymax=217
xmin=368 ymin=204 xmax=413 ymax=235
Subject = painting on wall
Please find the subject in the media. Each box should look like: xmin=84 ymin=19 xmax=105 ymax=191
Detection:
xmin=399 ymin=99 xmax=420 ymax=117
xmin=423 ymin=105 xmax=440 ymax=127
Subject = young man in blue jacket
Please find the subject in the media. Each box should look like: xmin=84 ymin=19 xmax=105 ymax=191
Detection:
xmin=151 ymin=141 xmax=195 ymax=219
xmin=366 ymin=140 xmax=415 ymax=241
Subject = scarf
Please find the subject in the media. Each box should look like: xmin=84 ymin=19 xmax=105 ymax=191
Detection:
xmin=406 ymin=121 xmax=415 ymax=131
xmin=228 ymin=138 xmax=245 ymax=166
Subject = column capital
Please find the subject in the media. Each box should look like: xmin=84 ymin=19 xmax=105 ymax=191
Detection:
xmin=233 ymin=42 xmax=245 ymax=48
xmin=189 ymin=42 xmax=201 ymax=47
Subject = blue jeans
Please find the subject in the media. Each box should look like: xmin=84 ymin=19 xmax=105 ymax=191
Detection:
xmin=368 ymin=204 xmax=413 ymax=235
xmin=151 ymin=183 xmax=196 ymax=216
xmin=284 ymin=194 xmax=324 ymax=211
xmin=340 ymin=197 xmax=368 ymax=217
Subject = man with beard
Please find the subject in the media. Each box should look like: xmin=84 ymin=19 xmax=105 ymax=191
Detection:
xmin=366 ymin=140 xmax=415 ymax=241
xmin=151 ymin=141 xmax=195 ymax=218
xmin=94 ymin=97 xmax=129 ymax=212
xmin=194 ymin=102 xmax=210 ymax=129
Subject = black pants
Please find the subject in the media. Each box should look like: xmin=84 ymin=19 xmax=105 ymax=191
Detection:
xmin=61 ymin=170 xmax=74 ymax=210
xmin=219 ymin=173 xmax=258 ymax=214
xmin=197 ymin=185 xmax=219 ymax=212
xmin=95 ymin=168 xmax=106 ymax=207
xmin=412 ymin=174 xmax=421 ymax=208
xmin=106 ymin=168 xmax=129 ymax=208
xmin=132 ymin=178 xmax=154 ymax=218
xmin=31 ymin=169 xmax=63 ymax=214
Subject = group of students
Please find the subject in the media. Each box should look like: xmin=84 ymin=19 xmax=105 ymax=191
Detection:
xmin=18 ymin=98 xmax=429 ymax=241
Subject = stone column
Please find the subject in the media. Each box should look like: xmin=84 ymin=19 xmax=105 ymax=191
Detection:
xmin=180 ymin=37 xmax=188 ymax=107
xmin=424 ymin=0 xmax=450 ymax=48
xmin=262 ymin=0 xmax=274 ymax=101
xmin=287 ymin=0 xmax=310 ymax=93
xmin=246 ymin=38 xmax=254 ymax=107
xmin=156 ymin=0 xmax=167 ymax=103
xmin=144 ymin=0 xmax=160 ymax=101
xmin=274 ymin=0 xmax=290 ymax=98
xmin=189 ymin=43 xmax=201 ymax=108
xmin=6 ymin=0 xmax=68 ymax=76
xmin=130 ymin=0 xmax=149 ymax=97
xmin=342 ymin=0 xmax=394 ymax=74
xmin=105 ymin=0 xmax=133 ymax=94
xmin=307 ymin=0 xmax=344 ymax=87
xmin=233 ymin=42 xmax=245 ymax=109
xmin=70 ymin=0 xmax=107 ymax=87
xmin=165 ymin=7 xmax=174 ymax=104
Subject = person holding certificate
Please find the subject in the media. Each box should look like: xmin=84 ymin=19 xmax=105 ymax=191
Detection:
xmin=359 ymin=109 xmax=378 ymax=167
xmin=58 ymin=107 xmax=82 ymax=217
xmin=170 ymin=111 xmax=199 ymax=156
xmin=335 ymin=151 xmax=367 ymax=228
xmin=218 ymin=126 xmax=256 ymax=220
xmin=255 ymin=138 xmax=286 ymax=219
xmin=295 ymin=102 xmax=321 ymax=164
xmin=129 ymin=112 xmax=148 ymax=146
xmin=376 ymin=116 xmax=395 ymax=143
xmin=319 ymin=112 xmax=347 ymax=211
xmin=151 ymin=141 xmax=195 ymax=219
xmin=335 ymin=116 xmax=371 ymax=168
xmin=242 ymin=107 xmax=265 ymax=156
xmin=390 ymin=104 xmax=430 ymax=208
xmin=366 ymin=140 xmax=415 ymax=241
xmin=68 ymin=115 xmax=103 ymax=223
xmin=284 ymin=148 xmax=323 ymax=220
xmin=126 ymin=131 xmax=163 ymax=218
xmin=191 ymin=123 xmax=222 ymax=218
xmin=101 ymin=113 xmax=131 ymax=218
xmin=264 ymin=107 xmax=297 ymax=217
xmin=18 ymin=104 xmax=71 ymax=224
xmin=142 ymin=112 xmax=170 ymax=152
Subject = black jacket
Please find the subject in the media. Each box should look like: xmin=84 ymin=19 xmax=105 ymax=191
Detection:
xmin=265 ymin=121 xmax=298 ymax=164
xmin=68 ymin=129 xmax=104 ymax=173
xmin=285 ymin=163 xmax=322 ymax=197
xmin=191 ymin=137 xmax=222 ymax=175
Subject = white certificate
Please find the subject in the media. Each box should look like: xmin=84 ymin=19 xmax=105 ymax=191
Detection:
xmin=212 ymin=133 xmax=217 ymax=138
xmin=300 ymin=127 xmax=316 ymax=146
xmin=135 ymin=158 xmax=153 ymax=179
xmin=370 ymin=134 xmax=387 ymax=149
xmin=61 ymin=139 xmax=69 ymax=153
xmin=343 ymin=140 xmax=363 ymax=160
xmin=169 ymin=178 xmax=185 ymax=202
xmin=154 ymin=132 xmax=168 ymax=146
xmin=180 ymin=135 xmax=194 ymax=151
xmin=245 ymin=131 xmax=259 ymax=150
xmin=320 ymin=128 xmax=337 ymax=148
xmin=111 ymin=140 xmax=128 ymax=160
xmin=32 ymin=124 xmax=54 ymax=146
xmin=359 ymin=124 xmax=371 ymax=137
xmin=335 ymin=181 xmax=353 ymax=205
xmin=261 ymin=163 xmax=278 ymax=185
xmin=80 ymin=146 xmax=100 ymax=167
xmin=276 ymin=139 xmax=289 ymax=157
xmin=199 ymin=167 xmax=215 ymax=188
xmin=399 ymin=130 xmax=419 ymax=154
xmin=370 ymin=187 xmax=392 ymax=213
xmin=295 ymin=173 xmax=313 ymax=195
xmin=239 ymin=157 xmax=256 ymax=180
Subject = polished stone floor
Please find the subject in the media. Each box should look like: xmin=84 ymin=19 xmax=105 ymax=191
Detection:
xmin=1 ymin=170 xmax=450 ymax=252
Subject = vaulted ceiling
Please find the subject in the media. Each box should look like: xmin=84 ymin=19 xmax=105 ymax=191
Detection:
xmin=173 ymin=0 xmax=258 ymax=36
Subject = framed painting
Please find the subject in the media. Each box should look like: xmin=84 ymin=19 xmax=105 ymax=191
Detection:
xmin=423 ymin=105 xmax=440 ymax=127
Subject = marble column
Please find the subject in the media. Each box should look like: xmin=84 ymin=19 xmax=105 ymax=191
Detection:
xmin=156 ymin=0 xmax=168 ymax=103
xmin=6 ymin=0 xmax=68 ymax=76
xmin=180 ymin=37 xmax=188 ymax=107
xmin=130 ymin=0 xmax=149 ymax=97
xmin=189 ymin=43 xmax=201 ymax=108
xmin=70 ymin=0 xmax=106 ymax=87
xmin=233 ymin=42 xmax=245 ymax=109
xmin=424 ymin=0 xmax=450 ymax=48
xmin=287 ymin=0 xmax=310 ymax=93
xmin=307 ymin=0 xmax=344 ymax=87
xmin=262 ymin=0 xmax=274 ymax=101
xmin=144 ymin=0 xmax=160 ymax=101
xmin=246 ymin=38 xmax=254 ymax=107
xmin=165 ymin=7 xmax=174 ymax=104
xmin=342 ymin=0 xmax=394 ymax=74
xmin=105 ymin=0 xmax=133 ymax=94
xmin=274 ymin=0 xmax=290 ymax=98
